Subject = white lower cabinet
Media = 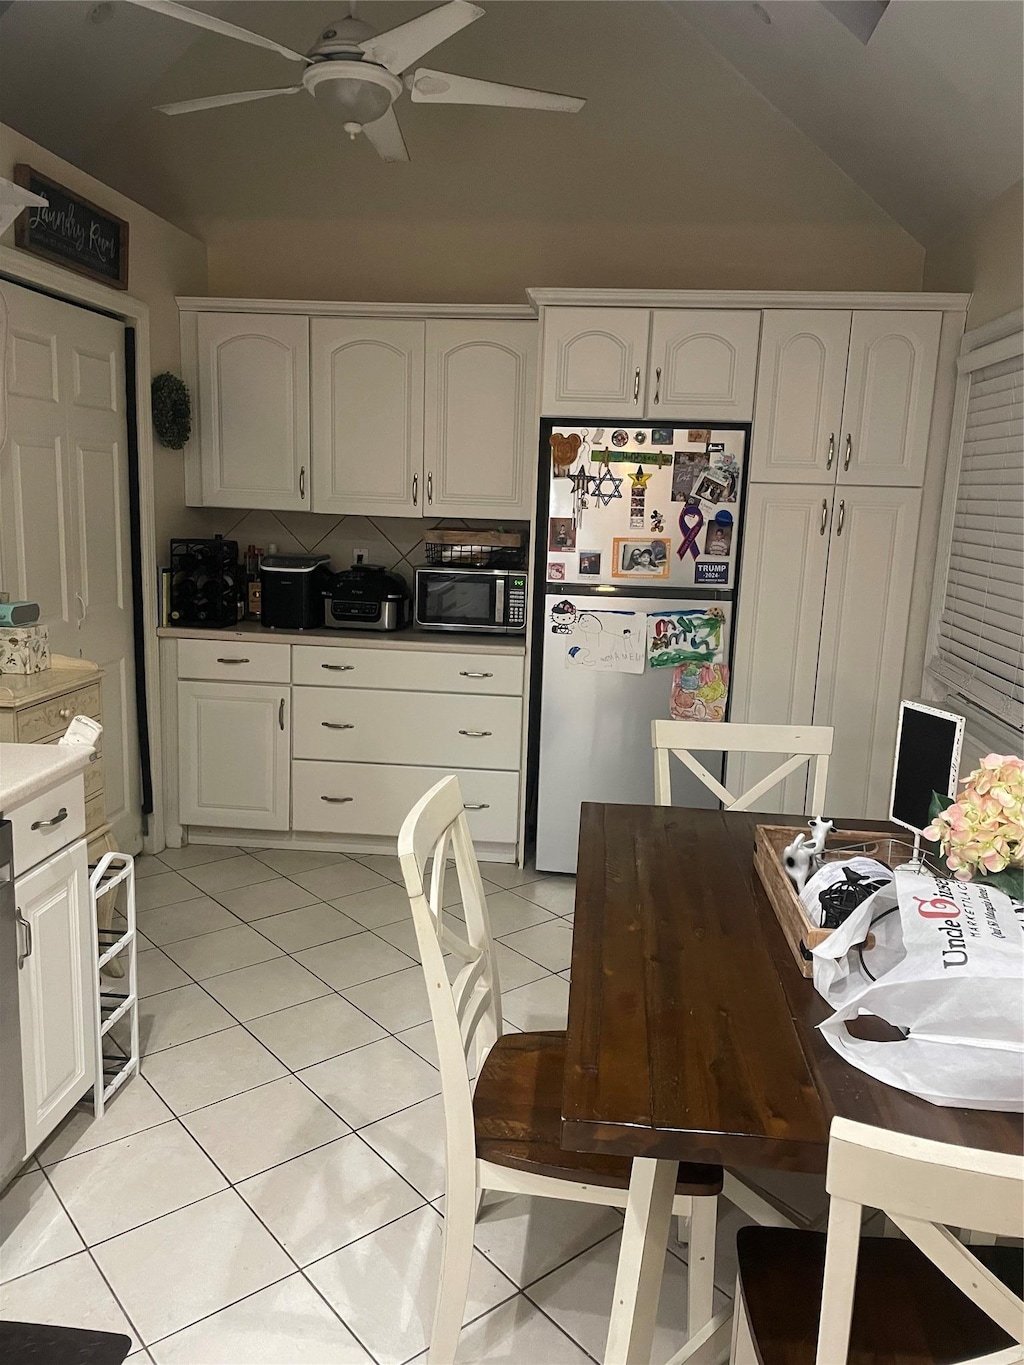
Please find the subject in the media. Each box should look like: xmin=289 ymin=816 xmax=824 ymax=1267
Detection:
xmin=293 ymin=762 xmax=519 ymax=842
xmin=178 ymin=681 xmax=290 ymax=829
xmin=16 ymin=838 xmax=92 ymax=1158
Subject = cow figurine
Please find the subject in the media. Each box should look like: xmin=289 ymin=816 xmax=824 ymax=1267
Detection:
xmin=782 ymin=833 xmax=816 ymax=892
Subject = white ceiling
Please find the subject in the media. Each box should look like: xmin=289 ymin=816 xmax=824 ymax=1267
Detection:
xmin=0 ymin=0 xmax=1020 ymax=246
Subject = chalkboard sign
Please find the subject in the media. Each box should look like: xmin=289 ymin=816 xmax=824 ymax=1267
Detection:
xmin=14 ymin=164 xmax=129 ymax=289
xmin=889 ymin=699 xmax=965 ymax=836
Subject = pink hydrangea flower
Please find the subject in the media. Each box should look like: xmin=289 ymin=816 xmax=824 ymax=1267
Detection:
xmin=923 ymin=755 xmax=1024 ymax=881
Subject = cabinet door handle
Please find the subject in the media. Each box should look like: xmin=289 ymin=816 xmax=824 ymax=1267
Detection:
xmin=826 ymin=433 xmax=835 ymax=470
xmin=299 ymin=465 xmax=306 ymax=500
xmin=321 ymin=795 xmax=354 ymax=804
xmin=322 ymin=721 xmax=354 ymax=730
xmin=459 ymin=729 xmax=491 ymax=737
xmin=16 ymin=909 xmax=32 ymax=968
xmin=31 ymin=806 xmax=68 ymax=832
xmin=653 ymin=366 xmax=661 ymax=405
xmin=412 ymin=472 xmax=419 ymax=507
xmin=75 ymin=591 xmax=86 ymax=628
xmin=217 ymin=657 xmax=250 ymax=665
xmin=464 ymin=803 xmax=490 ymax=811
xmin=836 ymin=499 xmax=846 ymax=537
xmin=279 ymin=698 xmax=286 ymax=731
xmin=843 ymin=433 xmax=852 ymax=471
xmin=633 ymin=367 xmax=641 ymax=405
xmin=321 ymin=663 xmax=354 ymax=671
xmin=459 ymin=671 xmax=493 ymax=678
xmin=820 ymin=499 xmax=828 ymax=536
xmin=426 ymin=471 xmax=433 ymax=504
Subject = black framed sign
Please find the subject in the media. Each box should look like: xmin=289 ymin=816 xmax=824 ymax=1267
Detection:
xmin=14 ymin=164 xmax=129 ymax=289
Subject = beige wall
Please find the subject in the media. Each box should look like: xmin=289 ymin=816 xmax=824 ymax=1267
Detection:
xmin=924 ymin=180 xmax=1023 ymax=331
xmin=205 ymin=216 xmax=924 ymax=302
xmin=0 ymin=123 xmax=209 ymax=552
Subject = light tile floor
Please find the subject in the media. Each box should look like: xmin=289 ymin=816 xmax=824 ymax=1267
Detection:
xmin=0 ymin=845 xmax=827 ymax=1363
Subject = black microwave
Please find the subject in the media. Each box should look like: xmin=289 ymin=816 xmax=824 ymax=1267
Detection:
xmin=414 ymin=566 xmax=528 ymax=634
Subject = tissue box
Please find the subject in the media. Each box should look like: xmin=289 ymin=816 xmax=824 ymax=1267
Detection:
xmin=0 ymin=624 xmax=51 ymax=674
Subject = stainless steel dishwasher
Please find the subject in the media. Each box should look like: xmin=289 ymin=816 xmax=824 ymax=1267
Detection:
xmin=0 ymin=817 xmax=26 ymax=1190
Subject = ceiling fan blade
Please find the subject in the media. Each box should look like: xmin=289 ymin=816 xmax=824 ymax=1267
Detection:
xmin=361 ymin=107 xmax=410 ymax=162
xmin=125 ymin=0 xmax=310 ymax=63
xmin=410 ymin=69 xmax=585 ymax=113
xmin=155 ymin=87 xmax=303 ymax=116
xmin=359 ymin=0 xmax=483 ymax=75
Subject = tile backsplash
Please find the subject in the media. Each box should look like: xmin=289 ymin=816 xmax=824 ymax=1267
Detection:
xmin=168 ymin=512 xmax=530 ymax=589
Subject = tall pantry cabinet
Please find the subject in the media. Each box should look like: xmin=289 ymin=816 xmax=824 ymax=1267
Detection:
xmin=730 ymin=309 xmax=942 ymax=817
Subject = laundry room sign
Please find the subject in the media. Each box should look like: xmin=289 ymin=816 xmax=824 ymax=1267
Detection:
xmin=14 ymin=165 xmax=129 ymax=289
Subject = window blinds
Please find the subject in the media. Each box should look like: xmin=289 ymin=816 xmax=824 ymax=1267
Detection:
xmin=934 ymin=346 xmax=1023 ymax=727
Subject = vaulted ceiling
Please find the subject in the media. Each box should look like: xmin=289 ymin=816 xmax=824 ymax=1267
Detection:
xmin=0 ymin=0 xmax=1020 ymax=248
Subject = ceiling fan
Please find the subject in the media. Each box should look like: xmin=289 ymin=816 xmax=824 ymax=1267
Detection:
xmin=125 ymin=0 xmax=585 ymax=162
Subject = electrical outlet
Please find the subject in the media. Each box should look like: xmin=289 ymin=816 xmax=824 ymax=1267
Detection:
xmin=353 ymin=547 xmax=367 ymax=565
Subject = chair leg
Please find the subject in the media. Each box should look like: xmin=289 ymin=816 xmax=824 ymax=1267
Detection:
xmin=429 ymin=1172 xmax=477 ymax=1365
xmin=687 ymin=1196 xmax=718 ymax=1339
xmin=730 ymin=1283 xmax=758 ymax=1365
xmin=674 ymin=1196 xmax=692 ymax=1249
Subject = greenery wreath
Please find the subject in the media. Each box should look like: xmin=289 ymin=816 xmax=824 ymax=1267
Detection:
xmin=151 ymin=372 xmax=192 ymax=449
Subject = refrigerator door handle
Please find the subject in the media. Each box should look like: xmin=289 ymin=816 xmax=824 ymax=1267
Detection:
xmin=633 ymin=368 xmax=641 ymax=405
xmin=653 ymin=367 xmax=661 ymax=405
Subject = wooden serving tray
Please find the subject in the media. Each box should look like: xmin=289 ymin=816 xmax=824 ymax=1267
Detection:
xmin=754 ymin=824 xmax=913 ymax=978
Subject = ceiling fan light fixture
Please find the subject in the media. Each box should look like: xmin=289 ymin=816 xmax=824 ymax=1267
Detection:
xmin=303 ymin=62 xmax=401 ymax=127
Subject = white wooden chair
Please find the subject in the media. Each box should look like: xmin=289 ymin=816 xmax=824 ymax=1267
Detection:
xmin=652 ymin=720 xmax=834 ymax=815
xmin=731 ymin=1117 xmax=1024 ymax=1364
xmin=398 ymin=774 xmax=724 ymax=1365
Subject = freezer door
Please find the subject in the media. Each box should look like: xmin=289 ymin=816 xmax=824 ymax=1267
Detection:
xmin=534 ymin=596 xmax=731 ymax=874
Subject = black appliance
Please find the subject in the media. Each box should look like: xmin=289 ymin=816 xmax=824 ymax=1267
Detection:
xmin=169 ymin=537 xmax=239 ymax=628
xmin=323 ymin=564 xmax=410 ymax=632
xmin=414 ymin=565 xmax=528 ymax=634
xmin=260 ymin=554 xmax=331 ymax=630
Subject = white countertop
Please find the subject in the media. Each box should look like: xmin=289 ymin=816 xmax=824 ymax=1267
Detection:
xmin=0 ymin=743 xmax=92 ymax=813
xmin=157 ymin=622 xmax=527 ymax=656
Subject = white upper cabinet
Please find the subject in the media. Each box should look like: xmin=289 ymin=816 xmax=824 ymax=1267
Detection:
xmin=311 ymin=318 xmax=425 ymax=516
xmin=424 ymin=321 xmax=537 ymax=520
xmin=647 ymin=310 xmax=760 ymax=421
xmin=540 ymin=307 xmax=651 ymax=417
xmin=750 ymin=311 xmax=852 ymax=483
xmin=196 ymin=313 xmax=310 ymax=509
xmin=838 ymin=311 xmax=941 ymax=486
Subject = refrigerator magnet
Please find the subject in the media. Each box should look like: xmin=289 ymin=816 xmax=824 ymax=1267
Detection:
xmin=550 ymin=431 xmax=582 ymax=476
xmin=671 ymin=451 xmax=707 ymax=502
xmin=590 ymin=466 xmax=624 ymax=506
xmin=612 ymin=537 xmax=671 ymax=579
xmin=688 ymin=428 xmax=711 ymax=444
xmin=703 ymin=511 xmax=733 ymax=558
xmin=634 ymin=430 xmax=647 ymax=445
xmin=548 ymin=561 xmax=567 ymax=582
xmin=677 ymin=506 xmax=705 ymax=561
xmin=611 ymin=429 xmax=629 ymax=447
xmin=549 ymin=517 xmax=577 ymax=552
xmin=650 ymin=509 xmax=665 ymax=533
xmin=650 ymin=427 xmax=673 ymax=445
xmin=669 ymin=661 xmax=730 ymax=722
xmin=692 ymin=469 xmax=728 ymax=505
xmin=578 ymin=551 xmax=602 ymax=575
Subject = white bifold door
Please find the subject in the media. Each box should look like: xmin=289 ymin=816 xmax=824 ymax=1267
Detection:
xmin=0 ymin=280 xmax=141 ymax=851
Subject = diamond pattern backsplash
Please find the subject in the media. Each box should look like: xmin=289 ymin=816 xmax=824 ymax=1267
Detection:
xmin=178 ymin=512 xmax=530 ymax=588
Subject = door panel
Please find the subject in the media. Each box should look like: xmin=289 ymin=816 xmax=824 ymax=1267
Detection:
xmin=727 ymin=484 xmax=832 ymax=813
xmin=178 ymin=681 xmax=290 ymax=829
xmin=197 ymin=312 xmax=309 ymax=509
xmin=425 ymin=320 xmax=536 ymax=519
xmin=311 ymin=318 xmax=424 ymax=516
xmin=813 ymin=487 xmax=921 ymax=817
xmin=839 ymin=311 xmax=941 ymax=486
xmin=540 ymin=307 xmax=650 ymax=417
xmin=750 ymin=311 xmax=851 ymax=483
xmin=648 ymin=310 xmax=760 ymax=421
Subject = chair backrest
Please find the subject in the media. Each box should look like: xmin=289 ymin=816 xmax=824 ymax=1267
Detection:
xmin=398 ymin=776 xmax=503 ymax=1172
xmin=651 ymin=720 xmax=834 ymax=815
xmin=815 ymin=1118 xmax=1024 ymax=1365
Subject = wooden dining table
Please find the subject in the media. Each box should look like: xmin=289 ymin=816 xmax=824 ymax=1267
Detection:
xmin=561 ymin=803 xmax=1023 ymax=1365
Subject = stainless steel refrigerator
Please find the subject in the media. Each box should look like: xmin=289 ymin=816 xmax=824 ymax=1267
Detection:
xmin=532 ymin=422 xmax=748 ymax=874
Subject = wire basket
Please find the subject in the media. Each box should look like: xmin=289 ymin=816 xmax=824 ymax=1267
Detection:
xmin=423 ymin=530 xmax=525 ymax=568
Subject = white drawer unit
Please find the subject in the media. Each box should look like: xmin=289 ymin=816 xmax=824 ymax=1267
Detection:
xmin=292 ymin=761 xmax=520 ymax=842
xmin=177 ymin=639 xmax=291 ymax=684
xmin=9 ymin=774 xmax=87 ymax=876
xmin=292 ymin=645 xmax=524 ymax=695
xmin=293 ymin=687 xmax=522 ymax=771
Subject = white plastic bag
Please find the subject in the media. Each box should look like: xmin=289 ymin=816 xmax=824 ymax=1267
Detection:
xmin=813 ymin=865 xmax=1024 ymax=1112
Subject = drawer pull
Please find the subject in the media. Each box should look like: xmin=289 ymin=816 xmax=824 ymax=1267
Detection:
xmin=322 ymin=721 xmax=355 ymax=730
xmin=58 ymin=707 xmax=73 ymax=720
xmin=31 ymin=806 xmax=68 ymax=832
xmin=321 ymin=663 xmax=355 ymax=671
xmin=217 ymin=657 xmax=250 ymax=665
xmin=321 ymin=795 xmax=354 ymax=804
xmin=459 ymin=729 xmax=492 ymax=738
xmin=464 ymin=803 xmax=490 ymax=811
xmin=16 ymin=909 xmax=32 ymax=967
xmin=459 ymin=671 xmax=493 ymax=679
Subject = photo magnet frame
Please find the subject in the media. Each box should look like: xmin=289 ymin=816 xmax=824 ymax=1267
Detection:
xmin=889 ymin=699 xmax=965 ymax=838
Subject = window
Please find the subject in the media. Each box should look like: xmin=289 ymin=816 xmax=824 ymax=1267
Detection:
xmin=929 ymin=318 xmax=1023 ymax=731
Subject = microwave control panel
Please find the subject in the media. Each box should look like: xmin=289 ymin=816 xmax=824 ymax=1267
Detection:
xmin=508 ymin=576 xmax=527 ymax=629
